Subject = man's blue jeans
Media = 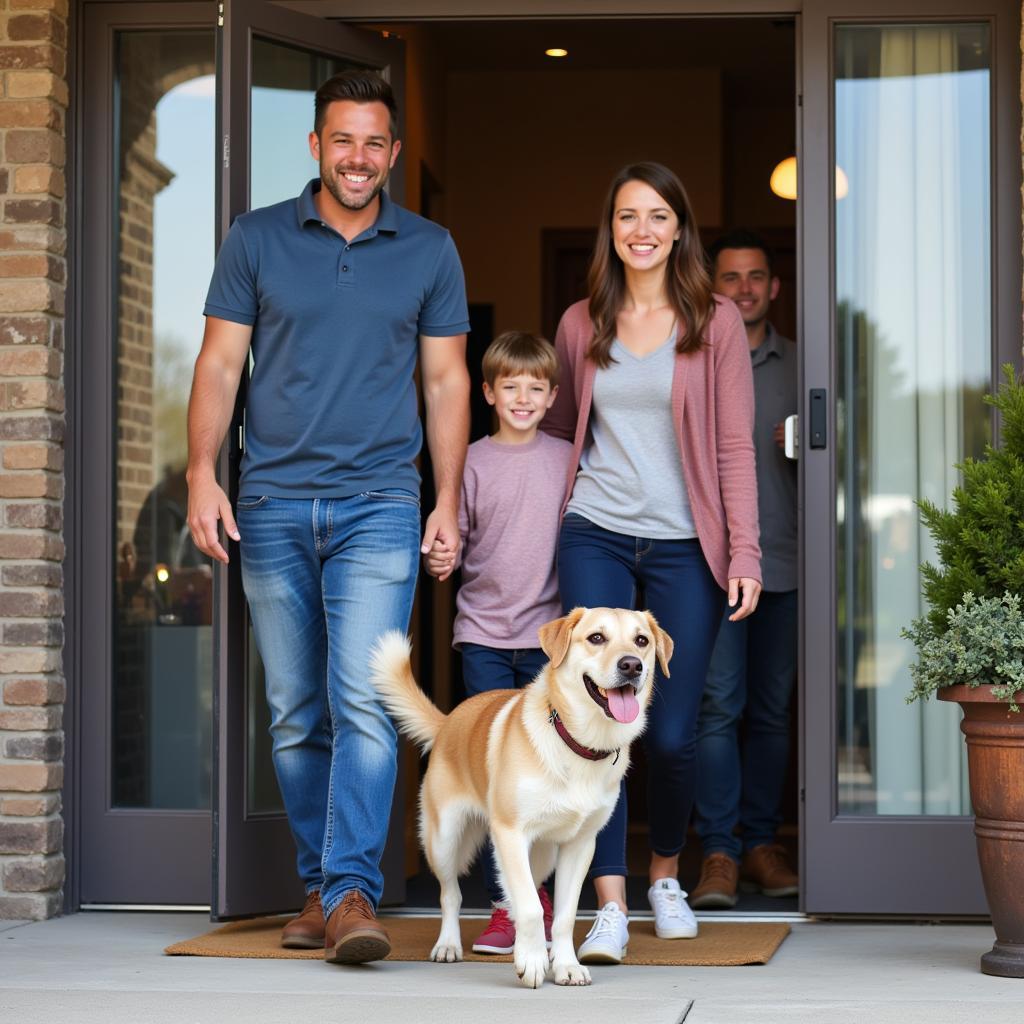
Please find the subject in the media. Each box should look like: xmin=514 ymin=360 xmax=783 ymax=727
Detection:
xmin=694 ymin=589 xmax=798 ymax=861
xmin=237 ymin=491 xmax=420 ymax=916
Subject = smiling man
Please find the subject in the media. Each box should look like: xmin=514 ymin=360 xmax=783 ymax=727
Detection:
xmin=186 ymin=70 xmax=470 ymax=964
xmin=690 ymin=230 xmax=799 ymax=910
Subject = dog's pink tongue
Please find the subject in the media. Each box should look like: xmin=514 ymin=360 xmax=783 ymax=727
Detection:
xmin=608 ymin=686 xmax=640 ymax=724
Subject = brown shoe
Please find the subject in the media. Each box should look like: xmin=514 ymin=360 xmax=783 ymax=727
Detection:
xmin=281 ymin=889 xmax=325 ymax=949
xmin=740 ymin=844 xmax=799 ymax=897
xmin=324 ymin=890 xmax=391 ymax=964
xmin=689 ymin=853 xmax=739 ymax=909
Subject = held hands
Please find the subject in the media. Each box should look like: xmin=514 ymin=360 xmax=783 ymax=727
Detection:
xmin=187 ymin=469 xmax=239 ymax=565
xmin=727 ymin=577 xmax=762 ymax=621
xmin=421 ymin=506 xmax=460 ymax=582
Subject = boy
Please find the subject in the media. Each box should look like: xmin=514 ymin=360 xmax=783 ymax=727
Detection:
xmin=425 ymin=330 xmax=573 ymax=954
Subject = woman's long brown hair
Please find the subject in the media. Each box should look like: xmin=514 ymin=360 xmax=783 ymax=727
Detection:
xmin=586 ymin=161 xmax=714 ymax=368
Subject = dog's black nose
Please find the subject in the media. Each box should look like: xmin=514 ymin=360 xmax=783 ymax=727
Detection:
xmin=617 ymin=655 xmax=642 ymax=678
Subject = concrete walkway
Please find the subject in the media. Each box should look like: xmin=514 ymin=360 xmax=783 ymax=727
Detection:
xmin=0 ymin=912 xmax=1020 ymax=1023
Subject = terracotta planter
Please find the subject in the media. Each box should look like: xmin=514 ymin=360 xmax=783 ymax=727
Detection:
xmin=938 ymin=684 xmax=1024 ymax=978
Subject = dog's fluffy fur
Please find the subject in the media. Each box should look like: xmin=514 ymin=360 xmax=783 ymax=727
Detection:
xmin=370 ymin=607 xmax=672 ymax=988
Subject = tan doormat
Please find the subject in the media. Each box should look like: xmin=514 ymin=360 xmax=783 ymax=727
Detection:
xmin=165 ymin=915 xmax=788 ymax=966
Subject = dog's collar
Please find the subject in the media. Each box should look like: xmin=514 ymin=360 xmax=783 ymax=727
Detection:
xmin=548 ymin=707 xmax=620 ymax=764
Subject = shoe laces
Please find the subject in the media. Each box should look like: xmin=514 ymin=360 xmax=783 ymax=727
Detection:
xmin=300 ymin=890 xmax=322 ymax=915
xmin=757 ymin=844 xmax=790 ymax=870
xmin=587 ymin=904 xmax=624 ymax=938
xmin=650 ymin=883 xmax=686 ymax=916
xmin=703 ymin=855 xmax=737 ymax=884
xmin=339 ymin=890 xmax=374 ymax=920
xmin=486 ymin=906 xmax=512 ymax=930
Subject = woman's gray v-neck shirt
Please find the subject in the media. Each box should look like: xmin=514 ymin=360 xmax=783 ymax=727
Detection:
xmin=566 ymin=336 xmax=697 ymax=539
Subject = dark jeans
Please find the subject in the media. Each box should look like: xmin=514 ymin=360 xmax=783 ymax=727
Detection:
xmin=461 ymin=643 xmax=548 ymax=903
xmin=694 ymin=589 xmax=798 ymax=860
xmin=557 ymin=513 xmax=726 ymax=878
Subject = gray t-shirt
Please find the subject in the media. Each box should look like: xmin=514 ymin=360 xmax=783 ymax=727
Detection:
xmin=751 ymin=325 xmax=798 ymax=591
xmin=567 ymin=336 xmax=696 ymax=539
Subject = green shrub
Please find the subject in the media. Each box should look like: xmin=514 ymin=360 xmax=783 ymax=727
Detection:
xmin=917 ymin=365 xmax=1024 ymax=634
xmin=903 ymin=592 xmax=1023 ymax=712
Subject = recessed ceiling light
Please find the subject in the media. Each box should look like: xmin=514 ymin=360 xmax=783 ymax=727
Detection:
xmin=545 ymin=48 xmax=568 ymax=58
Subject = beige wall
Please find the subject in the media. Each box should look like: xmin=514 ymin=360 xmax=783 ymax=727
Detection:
xmin=445 ymin=68 xmax=723 ymax=335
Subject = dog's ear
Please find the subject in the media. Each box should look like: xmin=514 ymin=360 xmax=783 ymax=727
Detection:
xmin=643 ymin=611 xmax=674 ymax=678
xmin=538 ymin=608 xmax=586 ymax=668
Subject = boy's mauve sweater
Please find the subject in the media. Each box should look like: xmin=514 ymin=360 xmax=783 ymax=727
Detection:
xmin=454 ymin=431 xmax=574 ymax=650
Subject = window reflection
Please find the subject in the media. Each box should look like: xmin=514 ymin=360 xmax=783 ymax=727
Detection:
xmin=113 ymin=32 xmax=215 ymax=810
xmin=835 ymin=24 xmax=990 ymax=815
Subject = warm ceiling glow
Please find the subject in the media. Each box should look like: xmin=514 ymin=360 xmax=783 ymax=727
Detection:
xmin=770 ymin=156 xmax=849 ymax=200
xmin=155 ymin=565 xmax=170 ymax=583
xmin=545 ymin=47 xmax=568 ymax=58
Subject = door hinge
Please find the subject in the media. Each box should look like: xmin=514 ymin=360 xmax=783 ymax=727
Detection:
xmin=800 ymin=787 xmax=806 ymax=802
xmin=222 ymin=133 xmax=230 ymax=170
xmin=217 ymin=2 xmax=224 ymax=27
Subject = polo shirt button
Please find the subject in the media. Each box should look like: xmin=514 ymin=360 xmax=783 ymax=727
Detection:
xmin=345 ymin=245 xmax=351 ymax=251
xmin=342 ymin=265 xmax=349 ymax=272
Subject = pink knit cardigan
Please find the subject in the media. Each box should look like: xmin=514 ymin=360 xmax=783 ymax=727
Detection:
xmin=543 ymin=297 xmax=762 ymax=590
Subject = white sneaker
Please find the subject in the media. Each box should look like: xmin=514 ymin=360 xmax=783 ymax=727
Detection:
xmin=647 ymin=877 xmax=698 ymax=939
xmin=577 ymin=901 xmax=629 ymax=964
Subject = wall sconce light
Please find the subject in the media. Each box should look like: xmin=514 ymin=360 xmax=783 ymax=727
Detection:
xmin=770 ymin=156 xmax=849 ymax=200
xmin=545 ymin=47 xmax=568 ymax=58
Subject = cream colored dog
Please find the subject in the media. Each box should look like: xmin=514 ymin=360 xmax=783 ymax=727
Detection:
xmin=369 ymin=607 xmax=672 ymax=989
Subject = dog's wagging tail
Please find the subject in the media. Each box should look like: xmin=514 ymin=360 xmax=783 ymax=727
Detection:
xmin=369 ymin=631 xmax=446 ymax=752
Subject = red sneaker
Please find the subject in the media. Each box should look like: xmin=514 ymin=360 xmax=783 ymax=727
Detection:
xmin=538 ymin=883 xmax=554 ymax=945
xmin=472 ymin=905 xmax=516 ymax=954
xmin=471 ymin=886 xmax=554 ymax=955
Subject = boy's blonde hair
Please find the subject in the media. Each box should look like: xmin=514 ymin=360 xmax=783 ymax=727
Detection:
xmin=481 ymin=330 xmax=560 ymax=388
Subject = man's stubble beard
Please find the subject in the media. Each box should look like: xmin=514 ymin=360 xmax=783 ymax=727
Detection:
xmin=321 ymin=160 xmax=391 ymax=212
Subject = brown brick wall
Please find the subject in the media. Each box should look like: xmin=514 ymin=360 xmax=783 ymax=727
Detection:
xmin=0 ymin=0 xmax=67 ymax=921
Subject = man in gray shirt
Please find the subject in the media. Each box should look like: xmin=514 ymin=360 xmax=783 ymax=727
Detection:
xmin=690 ymin=231 xmax=799 ymax=909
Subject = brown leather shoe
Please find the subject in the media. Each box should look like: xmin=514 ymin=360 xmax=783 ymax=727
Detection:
xmin=324 ymin=890 xmax=391 ymax=964
xmin=688 ymin=853 xmax=739 ymax=909
xmin=740 ymin=843 xmax=799 ymax=897
xmin=281 ymin=889 xmax=325 ymax=949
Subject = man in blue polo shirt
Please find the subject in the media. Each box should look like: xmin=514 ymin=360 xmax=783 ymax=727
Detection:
xmin=186 ymin=70 xmax=470 ymax=965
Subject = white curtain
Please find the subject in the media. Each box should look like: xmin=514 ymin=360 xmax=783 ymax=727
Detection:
xmin=835 ymin=25 xmax=989 ymax=815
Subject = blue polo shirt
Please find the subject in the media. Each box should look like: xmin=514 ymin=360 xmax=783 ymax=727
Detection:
xmin=204 ymin=180 xmax=470 ymax=498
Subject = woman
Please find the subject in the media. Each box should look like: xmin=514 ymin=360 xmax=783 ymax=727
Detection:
xmin=544 ymin=162 xmax=762 ymax=963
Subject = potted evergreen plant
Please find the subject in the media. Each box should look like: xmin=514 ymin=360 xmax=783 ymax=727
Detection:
xmin=903 ymin=365 xmax=1024 ymax=978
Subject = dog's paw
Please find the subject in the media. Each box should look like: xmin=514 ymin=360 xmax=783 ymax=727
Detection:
xmin=552 ymin=960 xmax=592 ymax=986
xmin=514 ymin=948 xmax=549 ymax=989
xmin=430 ymin=940 xmax=463 ymax=963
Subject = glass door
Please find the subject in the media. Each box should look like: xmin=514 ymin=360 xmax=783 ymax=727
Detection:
xmin=801 ymin=0 xmax=1021 ymax=913
xmin=213 ymin=0 xmax=405 ymax=918
xmin=79 ymin=1 xmax=217 ymax=907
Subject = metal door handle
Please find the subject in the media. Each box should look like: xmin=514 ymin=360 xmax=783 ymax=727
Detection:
xmin=784 ymin=414 xmax=799 ymax=460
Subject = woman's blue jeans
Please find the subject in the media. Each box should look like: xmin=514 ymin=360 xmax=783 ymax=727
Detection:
xmin=557 ymin=513 xmax=726 ymax=877
xmin=237 ymin=491 xmax=420 ymax=916
xmin=461 ymin=643 xmax=549 ymax=903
